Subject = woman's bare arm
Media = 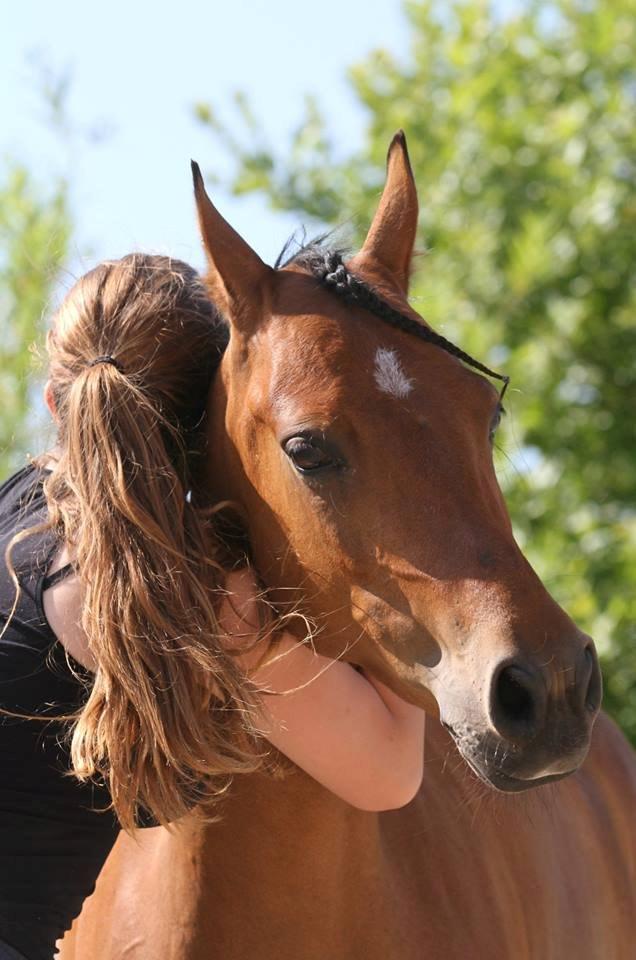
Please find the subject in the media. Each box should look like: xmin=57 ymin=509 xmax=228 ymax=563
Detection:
xmin=221 ymin=570 xmax=426 ymax=812
xmin=45 ymin=562 xmax=426 ymax=811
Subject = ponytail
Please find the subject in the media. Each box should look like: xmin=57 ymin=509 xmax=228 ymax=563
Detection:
xmin=35 ymin=254 xmax=261 ymax=831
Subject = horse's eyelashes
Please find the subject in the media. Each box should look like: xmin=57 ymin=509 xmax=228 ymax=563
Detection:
xmin=282 ymin=434 xmax=343 ymax=476
xmin=284 ymin=437 xmax=333 ymax=474
xmin=489 ymin=405 xmax=505 ymax=443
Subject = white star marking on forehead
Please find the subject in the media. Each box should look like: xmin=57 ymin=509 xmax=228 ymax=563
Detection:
xmin=373 ymin=347 xmax=414 ymax=399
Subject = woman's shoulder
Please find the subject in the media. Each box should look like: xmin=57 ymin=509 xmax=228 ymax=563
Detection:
xmin=42 ymin=548 xmax=95 ymax=672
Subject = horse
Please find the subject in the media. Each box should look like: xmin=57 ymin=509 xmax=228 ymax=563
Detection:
xmin=59 ymin=133 xmax=635 ymax=959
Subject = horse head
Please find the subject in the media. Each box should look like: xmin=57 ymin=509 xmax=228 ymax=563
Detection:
xmin=192 ymin=132 xmax=602 ymax=793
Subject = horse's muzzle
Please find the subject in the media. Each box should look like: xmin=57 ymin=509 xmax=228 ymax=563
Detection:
xmin=439 ymin=640 xmax=602 ymax=791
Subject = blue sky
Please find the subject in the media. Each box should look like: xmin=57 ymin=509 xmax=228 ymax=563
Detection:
xmin=3 ymin=0 xmax=409 ymax=278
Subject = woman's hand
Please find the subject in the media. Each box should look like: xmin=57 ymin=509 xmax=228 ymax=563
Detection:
xmin=219 ymin=569 xmax=426 ymax=812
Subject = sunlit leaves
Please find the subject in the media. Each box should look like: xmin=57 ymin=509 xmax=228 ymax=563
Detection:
xmin=0 ymin=166 xmax=70 ymax=475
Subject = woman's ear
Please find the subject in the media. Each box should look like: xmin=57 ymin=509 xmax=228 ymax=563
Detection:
xmin=44 ymin=381 xmax=58 ymax=422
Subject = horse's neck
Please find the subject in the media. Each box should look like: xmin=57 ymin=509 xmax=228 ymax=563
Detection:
xmin=189 ymin=763 xmax=379 ymax=879
xmin=159 ymin=715 xmax=635 ymax=910
xmin=63 ymin=714 xmax=636 ymax=960
xmin=175 ymin=720 xmax=463 ymax=875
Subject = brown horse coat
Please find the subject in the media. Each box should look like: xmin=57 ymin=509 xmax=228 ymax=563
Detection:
xmin=61 ymin=715 xmax=634 ymax=959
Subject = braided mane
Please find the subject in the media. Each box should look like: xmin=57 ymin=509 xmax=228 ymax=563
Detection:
xmin=278 ymin=239 xmax=509 ymax=400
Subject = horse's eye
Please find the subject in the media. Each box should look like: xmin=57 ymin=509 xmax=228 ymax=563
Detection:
xmin=489 ymin=405 xmax=505 ymax=444
xmin=283 ymin=436 xmax=336 ymax=474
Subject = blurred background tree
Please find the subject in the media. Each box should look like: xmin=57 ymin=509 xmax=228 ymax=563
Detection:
xmin=0 ymin=68 xmax=72 ymax=476
xmin=196 ymin=0 xmax=636 ymax=740
xmin=0 ymin=168 xmax=70 ymax=476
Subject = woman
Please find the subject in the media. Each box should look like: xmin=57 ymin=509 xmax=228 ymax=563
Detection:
xmin=0 ymin=253 xmax=425 ymax=960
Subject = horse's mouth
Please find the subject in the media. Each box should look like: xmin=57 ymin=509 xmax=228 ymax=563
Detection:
xmin=463 ymin=755 xmax=573 ymax=793
xmin=443 ymin=722 xmax=579 ymax=793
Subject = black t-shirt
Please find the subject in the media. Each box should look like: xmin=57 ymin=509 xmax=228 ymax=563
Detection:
xmin=0 ymin=465 xmax=119 ymax=960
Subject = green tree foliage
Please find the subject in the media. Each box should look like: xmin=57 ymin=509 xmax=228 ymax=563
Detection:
xmin=196 ymin=0 xmax=636 ymax=740
xmin=0 ymin=165 xmax=70 ymax=476
xmin=0 ymin=64 xmax=73 ymax=477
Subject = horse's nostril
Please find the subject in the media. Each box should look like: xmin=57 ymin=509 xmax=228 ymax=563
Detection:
xmin=498 ymin=669 xmax=533 ymax=722
xmin=497 ymin=667 xmax=534 ymax=723
xmin=491 ymin=664 xmax=542 ymax=740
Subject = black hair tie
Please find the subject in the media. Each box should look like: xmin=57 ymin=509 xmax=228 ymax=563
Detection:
xmin=88 ymin=355 xmax=124 ymax=372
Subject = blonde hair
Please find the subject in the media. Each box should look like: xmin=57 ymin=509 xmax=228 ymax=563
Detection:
xmin=29 ymin=253 xmax=261 ymax=831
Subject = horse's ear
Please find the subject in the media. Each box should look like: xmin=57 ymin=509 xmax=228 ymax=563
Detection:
xmin=356 ymin=131 xmax=418 ymax=294
xmin=191 ymin=161 xmax=272 ymax=333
